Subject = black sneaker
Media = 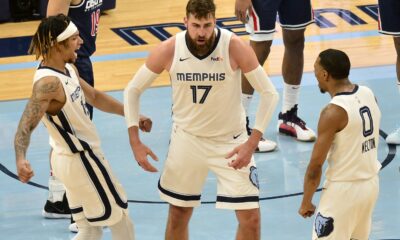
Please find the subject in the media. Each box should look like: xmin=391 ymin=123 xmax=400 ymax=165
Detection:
xmin=278 ymin=104 xmax=316 ymax=142
xmin=42 ymin=193 xmax=71 ymax=219
xmin=245 ymin=117 xmax=277 ymax=152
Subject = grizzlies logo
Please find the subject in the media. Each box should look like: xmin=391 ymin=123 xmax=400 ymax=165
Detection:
xmin=249 ymin=166 xmax=259 ymax=189
xmin=314 ymin=212 xmax=334 ymax=237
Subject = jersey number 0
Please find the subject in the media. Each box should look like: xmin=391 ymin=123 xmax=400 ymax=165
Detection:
xmin=359 ymin=106 xmax=374 ymax=137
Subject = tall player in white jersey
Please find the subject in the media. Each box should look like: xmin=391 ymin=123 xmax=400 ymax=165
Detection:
xmin=124 ymin=0 xmax=278 ymax=239
xmin=14 ymin=14 xmax=152 ymax=240
xmin=298 ymin=49 xmax=381 ymax=239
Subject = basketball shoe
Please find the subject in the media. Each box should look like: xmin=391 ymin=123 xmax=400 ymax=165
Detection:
xmin=386 ymin=127 xmax=400 ymax=144
xmin=42 ymin=192 xmax=71 ymax=219
xmin=246 ymin=117 xmax=277 ymax=152
xmin=278 ymin=104 xmax=316 ymax=142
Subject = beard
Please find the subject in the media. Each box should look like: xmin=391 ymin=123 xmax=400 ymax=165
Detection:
xmin=319 ymin=86 xmax=326 ymax=94
xmin=186 ymin=32 xmax=215 ymax=56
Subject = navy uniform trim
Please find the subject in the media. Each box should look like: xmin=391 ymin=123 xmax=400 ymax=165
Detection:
xmin=216 ymin=195 xmax=259 ymax=203
xmin=79 ymin=151 xmax=112 ymax=222
xmin=48 ymin=115 xmax=79 ymax=153
xmin=70 ymin=207 xmax=83 ymax=214
xmin=335 ymin=84 xmax=359 ymax=96
xmin=158 ymin=180 xmax=201 ymax=201
xmin=87 ymin=150 xmax=128 ymax=209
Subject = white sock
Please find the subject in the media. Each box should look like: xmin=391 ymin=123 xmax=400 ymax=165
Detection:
xmin=73 ymin=218 xmax=103 ymax=240
xmin=110 ymin=213 xmax=135 ymax=240
xmin=282 ymin=83 xmax=300 ymax=113
xmin=48 ymin=176 xmax=66 ymax=202
xmin=242 ymin=93 xmax=253 ymax=116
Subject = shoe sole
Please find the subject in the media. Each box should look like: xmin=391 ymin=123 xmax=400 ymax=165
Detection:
xmin=255 ymin=146 xmax=277 ymax=153
xmin=42 ymin=210 xmax=71 ymax=219
xmin=279 ymin=124 xmax=316 ymax=142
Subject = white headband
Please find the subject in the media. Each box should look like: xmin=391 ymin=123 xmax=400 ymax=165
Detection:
xmin=56 ymin=21 xmax=78 ymax=42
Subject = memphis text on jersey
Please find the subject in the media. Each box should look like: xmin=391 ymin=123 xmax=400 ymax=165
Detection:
xmin=362 ymin=137 xmax=376 ymax=154
xmin=176 ymin=72 xmax=225 ymax=82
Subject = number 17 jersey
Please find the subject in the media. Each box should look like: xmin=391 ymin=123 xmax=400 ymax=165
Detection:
xmin=169 ymin=28 xmax=245 ymax=137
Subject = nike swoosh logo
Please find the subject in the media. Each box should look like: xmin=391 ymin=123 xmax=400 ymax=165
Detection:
xmin=179 ymin=57 xmax=190 ymax=61
xmin=233 ymin=133 xmax=242 ymax=139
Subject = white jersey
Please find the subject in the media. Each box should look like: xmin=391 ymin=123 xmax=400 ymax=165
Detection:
xmin=169 ymin=28 xmax=245 ymax=137
xmin=33 ymin=64 xmax=101 ymax=154
xmin=325 ymin=85 xmax=381 ymax=181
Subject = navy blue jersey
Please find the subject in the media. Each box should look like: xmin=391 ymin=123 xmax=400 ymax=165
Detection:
xmin=69 ymin=0 xmax=103 ymax=57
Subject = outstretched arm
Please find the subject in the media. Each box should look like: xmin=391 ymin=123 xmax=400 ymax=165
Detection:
xmin=14 ymin=77 xmax=64 ymax=183
xmin=226 ymin=35 xmax=279 ymax=170
xmin=124 ymin=38 xmax=174 ymax=172
xmin=299 ymin=104 xmax=347 ymax=218
xmin=79 ymin=77 xmax=124 ymax=116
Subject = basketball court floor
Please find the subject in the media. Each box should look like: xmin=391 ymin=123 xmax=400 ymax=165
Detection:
xmin=0 ymin=0 xmax=399 ymax=239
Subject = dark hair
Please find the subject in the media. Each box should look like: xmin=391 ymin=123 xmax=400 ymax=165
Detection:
xmin=186 ymin=0 xmax=216 ymax=19
xmin=318 ymin=49 xmax=351 ymax=79
xmin=28 ymin=14 xmax=71 ymax=60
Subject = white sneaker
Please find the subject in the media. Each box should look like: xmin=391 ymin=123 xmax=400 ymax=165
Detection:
xmin=386 ymin=128 xmax=400 ymax=145
xmin=278 ymin=104 xmax=316 ymax=142
xmin=256 ymin=138 xmax=277 ymax=152
xmin=69 ymin=222 xmax=78 ymax=233
xmin=245 ymin=116 xmax=277 ymax=152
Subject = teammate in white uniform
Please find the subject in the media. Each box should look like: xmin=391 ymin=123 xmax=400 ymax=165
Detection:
xmin=14 ymin=14 xmax=151 ymax=240
xmin=298 ymin=49 xmax=381 ymax=239
xmin=124 ymin=1 xmax=278 ymax=239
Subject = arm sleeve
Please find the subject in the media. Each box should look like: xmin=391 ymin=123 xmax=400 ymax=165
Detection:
xmin=124 ymin=64 xmax=159 ymax=128
xmin=244 ymin=65 xmax=279 ymax=134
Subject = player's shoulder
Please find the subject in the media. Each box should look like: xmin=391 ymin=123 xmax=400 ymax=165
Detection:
xmin=33 ymin=75 xmax=63 ymax=95
xmin=151 ymin=36 xmax=176 ymax=57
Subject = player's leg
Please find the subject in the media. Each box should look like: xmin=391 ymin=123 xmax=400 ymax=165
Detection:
xmin=210 ymin=133 xmax=260 ymax=239
xmin=165 ymin=205 xmax=194 ymax=240
xmin=43 ymin=147 xmax=71 ymax=219
xmin=158 ymin=125 xmax=208 ymax=239
xmin=71 ymin=218 xmax=103 ymax=240
xmin=235 ymin=208 xmax=260 ymax=240
xmin=386 ymin=36 xmax=400 ymax=144
xmin=312 ymin=181 xmax=356 ymax=239
xmin=378 ymin=0 xmax=400 ymax=143
xmin=351 ymin=176 xmax=379 ymax=240
xmin=277 ymin=0 xmax=315 ymax=141
xmin=109 ymin=212 xmax=135 ymax=240
xmin=242 ymin=0 xmax=279 ymax=152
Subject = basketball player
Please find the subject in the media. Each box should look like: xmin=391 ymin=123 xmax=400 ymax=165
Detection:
xmin=43 ymin=0 xmax=103 ymax=224
xmin=298 ymin=49 xmax=381 ymax=239
xmin=235 ymin=0 xmax=316 ymax=143
xmin=378 ymin=0 xmax=400 ymax=144
xmin=14 ymin=14 xmax=150 ymax=240
xmin=124 ymin=0 xmax=278 ymax=239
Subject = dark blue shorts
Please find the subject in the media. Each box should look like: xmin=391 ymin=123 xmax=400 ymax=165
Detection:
xmin=246 ymin=0 xmax=314 ymax=41
xmin=378 ymin=0 xmax=400 ymax=36
xmin=75 ymin=56 xmax=94 ymax=119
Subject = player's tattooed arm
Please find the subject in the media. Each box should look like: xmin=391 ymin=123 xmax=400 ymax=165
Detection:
xmin=14 ymin=77 xmax=62 ymax=161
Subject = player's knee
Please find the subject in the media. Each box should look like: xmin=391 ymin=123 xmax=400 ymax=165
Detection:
xmin=238 ymin=209 xmax=260 ymax=230
xmin=168 ymin=205 xmax=193 ymax=224
xmin=282 ymin=31 xmax=305 ymax=49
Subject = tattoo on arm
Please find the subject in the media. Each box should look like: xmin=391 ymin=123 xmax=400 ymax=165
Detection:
xmin=14 ymin=79 xmax=61 ymax=160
